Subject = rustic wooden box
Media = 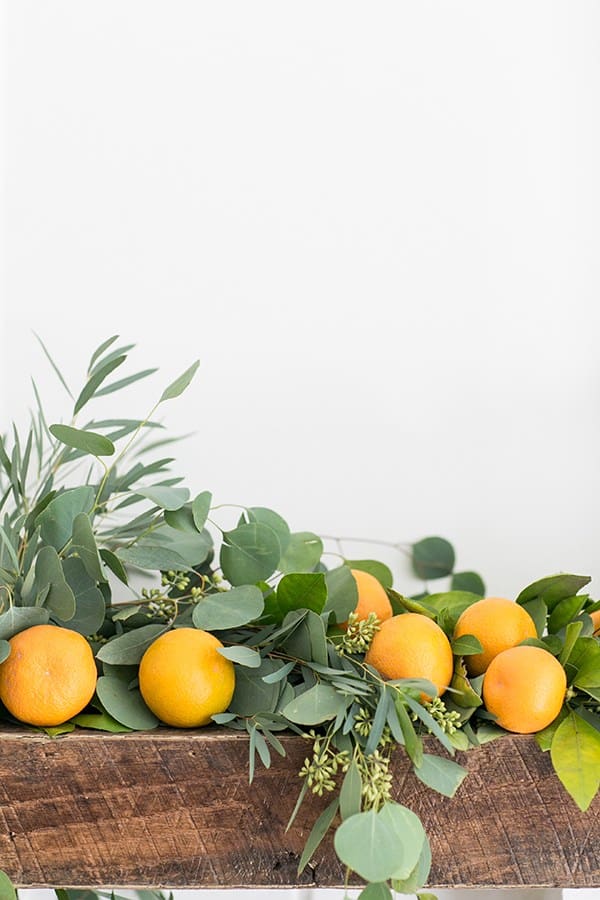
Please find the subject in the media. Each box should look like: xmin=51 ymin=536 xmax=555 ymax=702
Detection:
xmin=0 ymin=726 xmax=598 ymax=890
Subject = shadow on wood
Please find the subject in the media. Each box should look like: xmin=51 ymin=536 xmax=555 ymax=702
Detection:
xmin=0 ymin=726 xmax=598 ymax=889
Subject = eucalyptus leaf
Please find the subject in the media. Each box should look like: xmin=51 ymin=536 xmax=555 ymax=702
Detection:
xmin=74 ymin=354 xmax=126 ymax=414
xmin=358 ymin=884 xmax=393 ymax=900
xmin=244 ymin=507 xmax=291 ymax=552
xmin=71 ymin=710 xmax=133 ymax=733
xmin=99 ymin=549 xmax=129 ymax=584
xmin=0 ymin=640 xmax=10 ymax=663
xmin=35 ymin=545 xmax=76 ymax=620
xmin=220 ymin=523 xmax=281 ymax=586
xmin=282 ymin=683 xmax=343 ymax=726
xmin=192 ymin=491 xmax=212 ymax=531
xmin=96 ymin=675 xmax=159 ymax=730
xmin=49 ymin=424 xmax=115 ymax=457
xmin=323 ymin=566 xmax=358 ymax=624
xmin=217 ymin=646 xmax=262 ymax=668
xmin=59 ymin=556 xmax=107 ymax=635
xmin=134 ymin=486 xmax=190 ymax=510
xmin=340 ymin=758 xmax=362 ymax=820
xmin=118 ymin=544 xmax=189 ymax=573
xmin=413 ymin=753 xmax=468 ymax=797
xmin=0 ymin=606 xmax=50 ymax=640
xmin=192 ymin=585 xmax=264 ymax=631
xmin=278 ymin=531 xmax=323 ymax=574
xmin=71 ymin=512 xmax=105 ymax=582
xmin=277 ymin=572 xmax=327 ymax=619
xmin=96 ymin=624 xmax=166 ymax=665
xmin=159 ymin=360 xmax=200 ymax=402
xmin=297 ymin=796 xmax=339 ymax=876
xmin=36 ymin=486 xmax=95 ymax=551
xmin=229 ymin=658 xmax=282 ymax=716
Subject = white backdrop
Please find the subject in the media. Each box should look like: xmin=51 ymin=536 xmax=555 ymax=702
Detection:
xmin=2 ymin=2 xmax=600 ymax=898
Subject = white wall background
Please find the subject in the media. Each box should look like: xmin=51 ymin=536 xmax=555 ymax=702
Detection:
xmin=2 ymin=2 xmax=600 ymax=899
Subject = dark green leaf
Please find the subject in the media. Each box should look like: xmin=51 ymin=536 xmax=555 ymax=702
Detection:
xmin=277 ymin=572 xmax=327 ymax=619
xmin=220 ymin=523 xmax=281 ymax=586
xmin=412 ymin=537 xmax=455 ymax=580
xmin=520 ymin=598 xmax=548 ymax=638
xmin=159 ymin=360 xmax=200 ymax=402
xmin=451 ymin=571 xmax=485 ymax=595
xmin=548 ymin=595 xmax=586 ymax=634
xmin=451 ymin=634 xmax=484 ymax=656
xmin=516 ymin=573 xmax=591 ymax=611
xmin=192 ymin=585 xmax=264 ymax=631
xmin=96 ymin=675 xmax=159 ymax=730
xmin=99 ymin=549 xmax=128 ymax=584
xmin=96 ymin=624 xmax=166 ymax=665
xmin=50 ymin=424 xmax=115 ymax=457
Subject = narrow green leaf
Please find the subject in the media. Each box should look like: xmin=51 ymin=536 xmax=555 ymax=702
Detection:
xmin=99 ymin=549 xmax=128 ymax=584
xmin=159 ymin=360 xmax=200 ymax=402
xmin=94 ymin=368 xmax=158 ymax=397
xmin=88 ymin=334 xmax=119 ymax=372
xmin=34 ymin=331 xmax=74 ymax=399
xmin=50 ymin=424 xmax=115 ymax=457
xmin=0 ymin=524 xmax=20 ymax=572
xmin=297 ymin=796 xmax=339 ymax=875
xmin=340 ymin=758 xmax=362 ymax=820
xmin=74 ymin=355 xmax=126 ymax=414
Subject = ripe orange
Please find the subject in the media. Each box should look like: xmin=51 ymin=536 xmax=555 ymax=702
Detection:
xmin=589 ymin=609 xmax=600 ymax=636
xmin=139 ymin=627 xmax=235 ymax=727
xmin=365 ymin=613 xmax=454 ymax=698
xmin=483 ymin=645 xmax=566 ymax=734
xmin=350 ymin=569 xmax=393 ymax=624
xmin=454 ymin=596 xmax=537 ymax=677
xmin=0 ymin=624 xmax=97 ymax=726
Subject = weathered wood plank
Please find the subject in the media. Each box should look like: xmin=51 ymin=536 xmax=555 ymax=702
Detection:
xmin=0 ymin=726 xmax=597 ymax=889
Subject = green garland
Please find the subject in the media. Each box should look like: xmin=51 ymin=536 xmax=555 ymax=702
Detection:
xmin=0 ymin=336 xmax=599 ymax=900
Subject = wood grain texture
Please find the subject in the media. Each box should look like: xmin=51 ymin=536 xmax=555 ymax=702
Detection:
xmin=0 ymin=726 xmax=598 ymax=889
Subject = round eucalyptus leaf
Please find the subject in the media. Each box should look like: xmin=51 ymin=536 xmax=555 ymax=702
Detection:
xmin=96 ymin=675 xmax=159 ymax=730
xmin=282 ymin=683 xmax=343 ymax=726
xmin=220 ymin=523 xmax=281 ymax=585
xmin=243 ymin=507 xmax=291 ymax=552
xmin=334 ymin=808 xmax=406 ymax=883
xmin=0 ymin=606 xmax=50 ymax=641
xmin=278 ymin=532 xmax=323 ymax=575
xmin=346 ymin=559 xmax=393 ymax=589
xmin=412 ymin=537 xmax=455 ymax=580
xmin=192 ymin=585 xmax=264 ymax=631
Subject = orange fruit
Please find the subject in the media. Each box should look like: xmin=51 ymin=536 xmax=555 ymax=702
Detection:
xmin=0 ymin=624 xmax=97 ymax=726
xmin=454 ymin=596 xmax=537 ymax=677
xmin=589 ymin=609 xmax=600 ymax=636
xmin=350 ymin=569 xmax=393 ymax=624
xmin=139 ymin=628 xmax=235 ymax=727
xmin=365 ymin=613 xmax=454 ymax=698
xmin=483 ymin=645 xmax=566 ymax=734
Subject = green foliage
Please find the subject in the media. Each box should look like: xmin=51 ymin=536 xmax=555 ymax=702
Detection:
xmin=1 ymin=335 xmax=599 ymax=899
